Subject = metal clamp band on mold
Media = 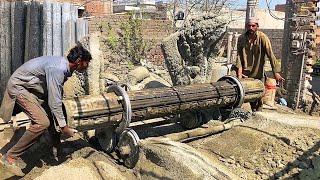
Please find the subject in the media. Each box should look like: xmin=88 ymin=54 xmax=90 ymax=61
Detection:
xmin=218 ymin=76 xmax=245 ymax=108
xmin=107 ymin=85 xmax=132 ymax=134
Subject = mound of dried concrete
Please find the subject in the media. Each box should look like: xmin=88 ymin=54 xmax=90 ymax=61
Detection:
xmin=136 ymin=137 xmax=238 ymax=180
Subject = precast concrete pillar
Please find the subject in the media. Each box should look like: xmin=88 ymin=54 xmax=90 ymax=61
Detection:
xmin=42 ymin=1 xmax=53 ymax=56
xmin=25 ymin=1 xmax=41 ymax=61
xmin=10 ymin=1 xmax=26 ymax=72
xmin=52 ymin=2 xmax=62 ymax=56
xmin=0 ymin=2 xmax=12 ymax=102
xmin=245 ymin=0 xmax=259 ymax=28
xmin=226 ymin=32 xmax=233 ymax=63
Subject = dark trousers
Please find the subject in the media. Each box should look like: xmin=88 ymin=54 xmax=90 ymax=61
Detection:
xmin=7 ymin=93 xmax=60 ymax=159
xmin=250 ymin=99 xmax=263 ymax=112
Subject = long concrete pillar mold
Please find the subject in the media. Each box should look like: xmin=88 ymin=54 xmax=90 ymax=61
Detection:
xmin=0 ymin=2 xmax=12 ymax=102
xmin=25 ymin=1 xmax=41 ymax=61
xmin=52 ymin=2 xmax=62 ymax=56
xmin=42 ymin=1 xmax=53 ymax=56
xmin=87 ymin=32 xmax=102 ymax=95
xmin=62 ymin=3 xmax=72 ymax=54
xmin=10 ymin=1 xmax=26 ymax=72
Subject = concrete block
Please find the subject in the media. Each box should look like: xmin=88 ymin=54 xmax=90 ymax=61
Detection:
xmin=0 ymin=2 xmax=12 ymax=101
xmin=52 ymin=2 xmax=62 ymax=56
xmin=25 ymin=1 xmax=41 ymax=61
xmin=10 ymin=1 xmax=26 ymax=72
xmin=42 ymin=1 xmax=53 ymax=56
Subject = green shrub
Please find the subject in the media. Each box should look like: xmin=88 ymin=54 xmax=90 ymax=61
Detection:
xmin=119 ymin=15 xmax=146 ymax=65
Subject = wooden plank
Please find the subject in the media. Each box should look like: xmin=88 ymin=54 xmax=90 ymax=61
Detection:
xmin=0 ymin=2 xmax=12 ymax=102
xmin=11 ymin=1 xmax=26 ymax=72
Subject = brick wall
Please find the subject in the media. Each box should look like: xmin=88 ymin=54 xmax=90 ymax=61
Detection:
xmin=275 ymin=4 xmax=286 ymax=12
xmin=89 ymin=15 xmax=173 ymax=42
xmin=227 ymin=28 xmax=284 ymax=59
xmin=91 ymin=19 xmax=285 ymax=69
xmin=85 ymin=0 xmax=113 ymax=16
xmin=89 ymin=15 xmax=174 ymax=66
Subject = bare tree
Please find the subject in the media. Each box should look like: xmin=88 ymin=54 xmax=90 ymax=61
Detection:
xmin=169 ymin=0 xmax=237 ymax=23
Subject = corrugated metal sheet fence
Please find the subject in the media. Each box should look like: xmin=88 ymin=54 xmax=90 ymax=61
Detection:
xmin=0 ymin=1 xmax=88 ymax=101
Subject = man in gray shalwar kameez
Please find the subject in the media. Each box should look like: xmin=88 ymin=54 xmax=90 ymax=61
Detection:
xmin=0 ymin=43 xmax=92 ymax=176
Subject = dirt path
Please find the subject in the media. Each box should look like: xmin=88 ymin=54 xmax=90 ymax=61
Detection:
xmin=189 ymin=112 xmax=320 ymax=179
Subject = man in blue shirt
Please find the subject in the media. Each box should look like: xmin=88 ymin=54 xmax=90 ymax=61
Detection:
xmin=0 ymin=43 xmax=92 ymax=176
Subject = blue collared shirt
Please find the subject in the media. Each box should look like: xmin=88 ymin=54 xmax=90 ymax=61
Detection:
xmin=7 ymin=56 xmax=71 ymax=127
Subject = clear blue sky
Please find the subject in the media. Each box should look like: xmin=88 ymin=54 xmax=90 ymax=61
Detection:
xmin=232 ymin=0 xmax=286 ymax=10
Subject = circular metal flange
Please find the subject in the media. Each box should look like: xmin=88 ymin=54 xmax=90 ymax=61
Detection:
xmin=218 ymin=75 xmax=245 ymax=108
xmin=117 ymin=128 xmax=140 ymax=169
xmin=95 ymin=127 xmax=117 ymax=153
xmin=107 ymin=85 xmax=132 ymax=134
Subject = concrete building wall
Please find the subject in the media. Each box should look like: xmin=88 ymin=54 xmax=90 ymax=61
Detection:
xmin=89 ymin=15 xmax=174 ymax=66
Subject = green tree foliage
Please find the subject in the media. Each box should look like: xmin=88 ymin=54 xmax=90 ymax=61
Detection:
xmin=119 ymin=15 xmax=146 ymax=65
xmin=100 ymin=22 xmax=119 ymax=50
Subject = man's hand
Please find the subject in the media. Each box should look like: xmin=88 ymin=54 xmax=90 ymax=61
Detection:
xmin=275 ymin=73 xmax=285 ymax=82
xmin=61 ymin=126 xmax=78 ymax=137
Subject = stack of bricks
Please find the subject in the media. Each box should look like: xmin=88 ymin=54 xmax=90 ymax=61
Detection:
xmin=84 ymin=0 xmax=113 ymax=16
xmin=281 ymin=0 xmax=319 ymax=109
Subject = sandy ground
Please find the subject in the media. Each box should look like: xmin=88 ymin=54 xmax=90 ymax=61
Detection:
xmin=0 ymin=107 xmax=319 ymax=180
